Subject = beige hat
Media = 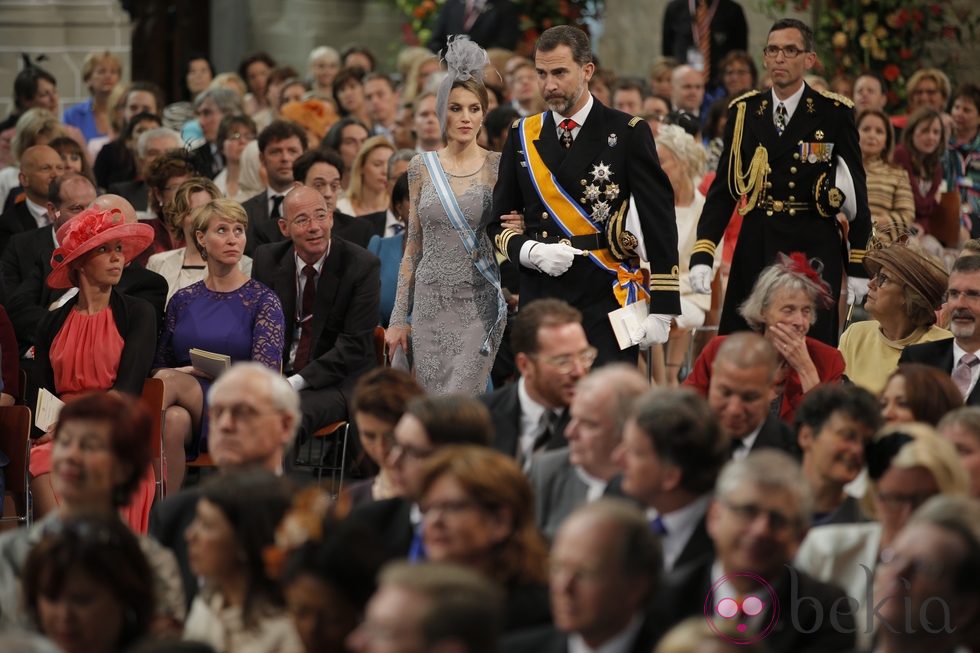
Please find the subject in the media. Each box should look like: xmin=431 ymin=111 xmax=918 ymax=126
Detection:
xmin=864 ymin=244 xmax=948 ymax=310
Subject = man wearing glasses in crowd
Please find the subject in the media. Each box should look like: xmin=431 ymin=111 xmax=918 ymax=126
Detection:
xmin=688 ymin=18 xmax=871 ymax=347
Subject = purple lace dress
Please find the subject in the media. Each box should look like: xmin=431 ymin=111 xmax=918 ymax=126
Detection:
xmin=154 ymin=279 xmax=285 ymax=457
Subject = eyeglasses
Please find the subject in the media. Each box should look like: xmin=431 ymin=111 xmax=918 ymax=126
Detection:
xmin=876 ymin=491 xmax=934 ymax=512
xmin=878 ymin=547 xmax=947 ymax=582
xmin=763 ymin=45 xmax=808 ymax=59
xmin=290 ymin=212 xmax=331 ymax=229
xmin=227 ymin=132 xmax=255 ymax=142
xmin=533 ymin=346 xmax=599 ymax=374
xmin=211 ymin=403 xmax=278 ymax=423
xmin=419 ymin=499 xmax=481 ymax=517
xmin=722 ymin=500 xmax=799 ymax=533
xmin=870 ymin=272 xmax=892 ymax=288
xmin=944 ymin=289 xmax=980 ymax=304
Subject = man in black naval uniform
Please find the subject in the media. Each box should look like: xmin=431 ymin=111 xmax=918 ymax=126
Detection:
xmin=688 ymin=18 xmax=871 ymax=346
xmin=489 ymin=25 xmax=681 ymax=365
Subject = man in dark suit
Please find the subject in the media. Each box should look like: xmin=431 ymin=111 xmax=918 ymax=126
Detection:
xmin=662 ymin=0 xmax=748 ymax=87
xmin=292 ymin=147 xmax=375 ymax=248
xmin=427 ymin=0 xmax=519 ymax=53
xmin=708 ymin=332 xmax=800 ymax=460
xmin=688 ymin=19 xmax=871 ymax=346
xmin=490 ymin=26 xmax=680 ymax=365
xmin=0 ymin=145 xmax=64 ymax=254
xmin=479 ymin=298 xmax=591 ymax=467
xmin=618 ymin=387 xmax=727 ymax=572
xmin=901 ymin=255 xmax=980 ymax=406
xmin=107 ymin=126 xmax=184 ymax=214
xmin=655 ymin=450 xmax=855 ymax=652
xmin=243 ymin=120 xmax=308 ymax=258
xmin=149 ymin=363 xmax=305 ymax=607
xmin=2 ymin=173 xmax=95 ymax=297
xmin=8 ymin=192 xmax=167 ymax=353
xmin=252 ymin=186 xmax=380 ymax=440
xmin=346 ymin=395 xmax=493 ymax=561
xmin=529 ymin=364 xmax=648 ymax=539
xmin=503 ymin=500 xmax=665 ymax=653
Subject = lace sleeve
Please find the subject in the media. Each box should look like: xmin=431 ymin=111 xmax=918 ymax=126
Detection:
xmin=250 ymin=283 xmax=286 ymax=371
xmin=389 ymin=155 xmax=425 ymax=328
xmin=153 ymin=292 xmax=181 ymax=368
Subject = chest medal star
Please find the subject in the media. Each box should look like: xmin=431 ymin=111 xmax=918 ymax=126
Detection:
xmin=584 ymin=183 xmax=602 ymax=201
xmin=590 ymin=162 xmax=613 ymax=182
xmin=592 ymin=200 xmax=611 ymax=223
xmin=604 ymin=183 xmax=620 ymax=200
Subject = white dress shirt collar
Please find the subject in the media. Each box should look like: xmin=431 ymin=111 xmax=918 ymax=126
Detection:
xmin=771 ymin=83 xmax=806 ymax=122
xmin=25 ymin=197 xmax=50 ymax=228
xmin=553 ymin=92 xmax=595 ymax=140
xmin=648 ymin=494 xmax=712 ymax=571
xmin=573 ymin=465 xmax=609 ymax=503
xmin=517 ymin=377 xmax=551 ymax=464
xmin=732 ymin=422 xmax=764 ymax=462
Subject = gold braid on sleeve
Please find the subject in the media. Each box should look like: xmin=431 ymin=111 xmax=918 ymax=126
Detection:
xmin=727 ymin=101 xmax=769 ymax=216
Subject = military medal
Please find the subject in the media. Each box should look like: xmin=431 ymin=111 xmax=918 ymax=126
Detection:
xmin=608 ymin=133 xmax=618 ymax=147
xmin=815 ymin=130 xmax=824 ymax=140
xmin=590 ymin=162 xmax=612 ymax=182
xmin=592 ymin=200 xmax=611 ymax=223
xmin=604 ymin=183 xmax=620 ymax=200
xmin=584 ymin=183 xmax=601 ymax=201
xmin=756 ymin=99 xmax=769 ymax=117
xmin=806 ymin=98 xmax=815 ymax=114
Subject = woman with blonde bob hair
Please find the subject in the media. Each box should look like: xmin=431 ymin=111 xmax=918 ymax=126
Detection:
xmin=795 ymin=422 xmax=968 ymax=649
xmin=336 ymin=135 xmax=394 ymax=218
xmin=63 ymin=50 xmax=123 ymax=142
xmin=154 ymin=198 xmax=285 ymax=493
xmin=417 ymin=445 xmax=550 ymax=632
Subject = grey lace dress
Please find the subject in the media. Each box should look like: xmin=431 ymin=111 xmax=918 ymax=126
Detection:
xmin=389 ymin=152 xmax=505 ymax=395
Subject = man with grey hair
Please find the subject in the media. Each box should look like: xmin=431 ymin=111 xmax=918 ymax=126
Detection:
xmin=528 ymin=364 xmax=648 ymax=539
xmin=150 ymin=361 xmax=302 ymax=607
xmin=348 ymin=561 xmax=504 ymax=653
xmin=615 ymin=387 xmax=727 ymax=571
xmin=108 ymin=126 xmax=182 ymax=214
xmin=655 ymin=450 xmax=854 ymax=652
xmin=504 ymin=499 xmax=665 ymax=653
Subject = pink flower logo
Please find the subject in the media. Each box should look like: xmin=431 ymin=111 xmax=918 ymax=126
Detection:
xmin=703 ymin=572 xmax=779 ymax=645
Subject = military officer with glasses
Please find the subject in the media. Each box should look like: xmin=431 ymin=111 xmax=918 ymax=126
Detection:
xmin=901 ymin=254 xmax=980 ymax=406
xmin=688 ymin=18 xmax=871 ymax=347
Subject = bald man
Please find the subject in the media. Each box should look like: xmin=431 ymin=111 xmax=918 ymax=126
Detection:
xmin=670 ymin=65 xmax=705 ymax=117
xmin=252 ymin=185 xmax=382 ymax=440
xmin=0 ymin=145 xmax=65 ymax=253
xmin=8 ymin=193 xmax=168 ymax=353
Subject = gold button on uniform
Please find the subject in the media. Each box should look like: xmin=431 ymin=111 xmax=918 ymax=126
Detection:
xmin=788 ymin=209 xmax=796 ymax=216
xmin=793 ymin=152 xmax=800 ymax=160
xmin=790 ymin=166 xmax=797 ymax=174
xmin=541 ymin=212 xmax=549 ymax=219
xmin=789 ymin=196 xmax=795 ymax=202
xmin=788 ymin=181 xmax=795 ymax=189
xmin=541 ymin=231 xmax=548 ymax=238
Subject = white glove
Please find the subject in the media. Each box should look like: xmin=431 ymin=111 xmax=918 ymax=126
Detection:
xmin=689 ymin=264 xmax=713 ymax=295
xmin=528 ymin=242 xmax=583 ymax=277
xmin=847 ymin=276 xmax=869 ymax=305
xmin=638 ymin=313 xmax=673 ymax=348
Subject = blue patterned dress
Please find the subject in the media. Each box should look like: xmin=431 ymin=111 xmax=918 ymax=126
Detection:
xmin=154 ymin=279 xmax=285 ymax=457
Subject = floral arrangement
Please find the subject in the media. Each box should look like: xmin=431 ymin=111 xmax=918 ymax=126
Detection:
xmin=758 ymin=0 xmax=979 ymax=110
xmin=392 ymin=0 xmax=604 ymax=54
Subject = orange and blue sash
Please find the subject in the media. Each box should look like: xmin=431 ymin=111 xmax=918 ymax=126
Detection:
xmin=519 ymin=112 xmax=648 ymax=306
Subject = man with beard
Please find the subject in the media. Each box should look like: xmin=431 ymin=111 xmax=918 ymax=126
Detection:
xmin=901 ymin=255 xmax=980 ymax=406
xmin=490 ymin=25 xmax=680 ymax=365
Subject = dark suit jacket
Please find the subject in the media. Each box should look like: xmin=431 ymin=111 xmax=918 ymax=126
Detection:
xmin=490 ymin=99 xmax=679 ymax=364
xmin=332 ymin=210 xmax=376 ymax=248
xmin=502 ymin=612 xmax=664 ymax=653
xmin=899 ymin=337 xmax=980 ymax=406
xmin=148 ymin=486 xmax=202 ymax=608
xmin=479 ymin=382 xmax=569 ymax=459
xmin=106 ymin=179 xmax=149 ymax=212
xmin=673 ymin=513 xmax=714 ymax=571
xmin=427 ymin=0 xmax=519 ymax=52
xmin=661 ymin=0 xmax=748 ymax=84
xmin=0 ymin=201 xmax=39 ymax=255
xmin=252 ymin=238 xmax=380 ymax=389
xmin=1 ymin=224 xmax=53 ymax=298
xmin=189 ymin=142 xmax=221 ymax=179
xmin=346 ymin=497 xmax=414 ymax=562
xmin=656 ymin=558 xmax=855 ymax=652
xmin=745 ymin=415 xmax=801 ymax=460
xmin=243 ymin=190 xmax=280 ymax=257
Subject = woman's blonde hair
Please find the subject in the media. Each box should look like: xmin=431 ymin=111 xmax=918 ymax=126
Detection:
xmin=12 ymin=108 xmax=66 ymax=162
xmin=190 ymin=198 xmax=248 ymax=258
xmin=81 ymin=51 xmax=123 ymax=86
xmin=656 ymin=123 xmax=707 ymax=179
xmin=165 ymin=177 xmax=222 ymax=240
xmin=346 ymin=135 xmax=394 ymax=207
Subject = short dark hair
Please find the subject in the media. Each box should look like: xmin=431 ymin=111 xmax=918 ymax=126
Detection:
xmin=954 ymin=83 xmax=980 ymax=112
xmin=405 ymin=395 xmax=493 ymax=447
xmin=631 ymin=388 xmax=726 ymax=495
xmin=54 ymin=392 xmax=153 ymax=506
xmin=856 ymin=71 xmax=888 ymax=95
xmin=292 ymin=147 xmax=345 ymax=184
xmin=391 ymin=170 xmax=410 ymax=207
xmin=341 ymin=45 xmax=377 ymax=72
xmin=769 ymin=18 xmax=815 ymax=52
xmin=364 ymin=72 xmax=397 ymax=92
xmin=237 ymin=51 xmax=277 ymax=84
xmin=533 ymin=25 xmax=593 ymax=66
xmin=321 ymin=116 xmax=370 ymax=153
xmin=613 ymin=77 xmax=648 ymax=98
xmin=124 ymin=111 xmax=162 ymax=141
xmin=216 ymin=113 xmax=257 ymax=152
xmin=128 ymin=81 xmax=165 ymax=116
xmin=484 ymin=105 xmax=520 ymax=150
xmin=13 ymin=65 xmax=56 ymax=111
xmin=351 ymin=367 xmax=424 ymax=424
xmin=22 ymin=513 xmax=154 ymax=649
xmin=794 ymin=384 xmax=882 ymax=438
xmin=257 ymin=119 xmax=309 ymax=154
xmin=510 ymin=298 xmax=583 ymax=355
xmin=146 ymin=149 xmax=197 ymax=192
xmin=953 ymin=252 xmax=980 ymax=275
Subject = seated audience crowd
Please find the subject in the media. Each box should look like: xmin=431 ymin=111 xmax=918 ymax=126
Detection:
xmin=1 ymin=25 xmax=980 ymax=653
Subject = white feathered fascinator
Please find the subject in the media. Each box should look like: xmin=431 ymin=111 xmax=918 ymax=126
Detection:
xmin=436 ymin=35 xmax=489 ymax=131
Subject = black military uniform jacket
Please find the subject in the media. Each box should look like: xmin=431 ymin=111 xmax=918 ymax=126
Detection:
xmin=489 ymin=97 xmax=680 ymax=363
xmin=690 ymin=84 xmax=871 ymax=345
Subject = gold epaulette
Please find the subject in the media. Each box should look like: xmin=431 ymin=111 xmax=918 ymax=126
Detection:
xmin=819 ymin=90 xmax=854 ymax=108
xmin=849 ymin=248 xmax=866 ymax=264
xmin=728 ymin=89 xmax=760 ymax=109
xmin=511 ymin=119 xmax=521 ymax=128
xmin=495 ymin=228 xmax=521 ymax=259
xmin=628 ymin=116 xmax=642 ymax=127
xmin=691 ymin=239 xmax=717 ymax=257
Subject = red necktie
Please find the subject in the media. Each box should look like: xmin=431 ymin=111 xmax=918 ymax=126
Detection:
xmin=293 ymin=264 xmax=317 ymax=372
xmin=696 ymin=0 xmax=712 ymax=81
xmin=559 ymin=118 xmax=578 ymax=150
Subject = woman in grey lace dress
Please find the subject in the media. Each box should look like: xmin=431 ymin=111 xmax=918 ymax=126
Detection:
xmin=386 ymin=37 xmax=507 ymax=396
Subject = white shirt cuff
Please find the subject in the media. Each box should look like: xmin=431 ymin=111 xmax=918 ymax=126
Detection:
xmin=287 ymin=374 xmax=308 ymax=392
xmin=519 ymin=240 xmax=539 ymax=270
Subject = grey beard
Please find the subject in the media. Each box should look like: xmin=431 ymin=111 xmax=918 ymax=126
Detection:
xmin=548 ymin=86 xmax=585 ymax=116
